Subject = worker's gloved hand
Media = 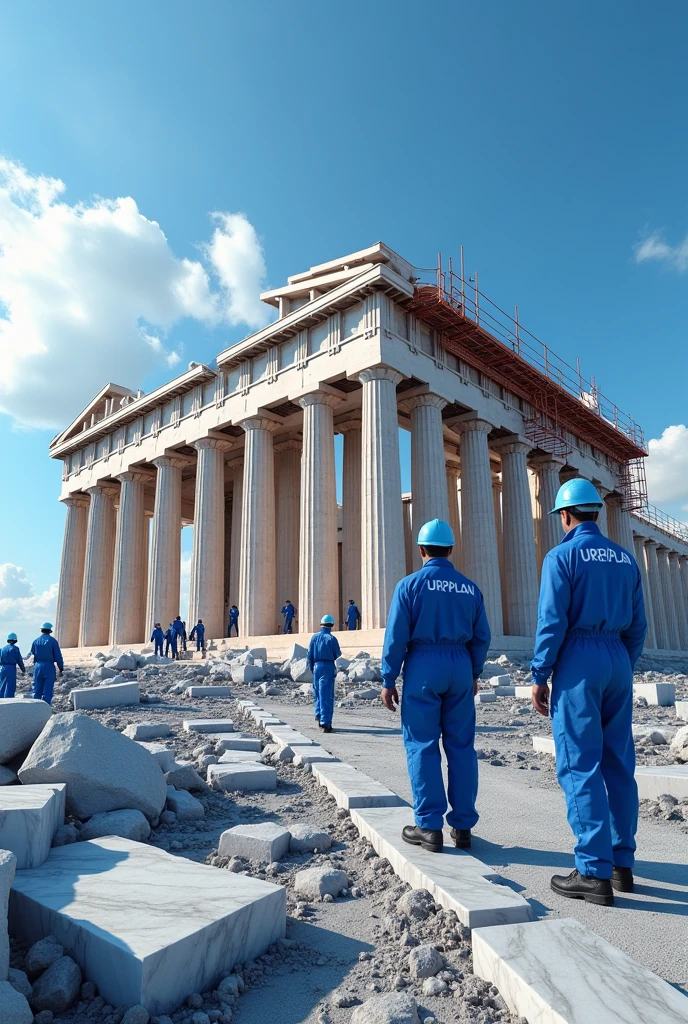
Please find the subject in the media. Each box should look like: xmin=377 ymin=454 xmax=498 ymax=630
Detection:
xmin=531 ymin=684 xmax=550 ymax=717
xmin=473 ymin=679 xmax=479 ymax=696
xmin=381 ymin=686 xmax=399 ymax=712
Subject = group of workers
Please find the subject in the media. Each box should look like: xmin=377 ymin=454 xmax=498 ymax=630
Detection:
xmin=150 ymin=616 xmax=208 ymax=658
xmin=0 ymin=623 xmax=64 ymax=704
xmin=307 ymin=478 xmax=647 ymax=908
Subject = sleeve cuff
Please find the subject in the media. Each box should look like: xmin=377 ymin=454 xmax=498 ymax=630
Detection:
xmin=531 ymin=671 xmax=551 ymax=687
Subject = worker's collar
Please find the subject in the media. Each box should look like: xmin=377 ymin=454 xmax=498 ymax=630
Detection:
xmin=559 ymin=521 xmax=602 ymax=544
xmin=423 ymin=557 xmax=453 ymax=567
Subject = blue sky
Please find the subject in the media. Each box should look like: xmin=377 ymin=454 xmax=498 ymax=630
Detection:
xmin=1 ymin=1 xmax=687 ymax=636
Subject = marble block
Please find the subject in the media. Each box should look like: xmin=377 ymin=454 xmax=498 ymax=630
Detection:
xmin=207 ymin=763 xmax=277 ymax=792
xmin=635 ymin=765 xmax=688 ymax=802
xmin=311 ymin=762 xmax=405 ymax=809
xmin=218 ymin=823 xmax=291 ymax=862
xmin=186 ymin=686 xmax=232 ymax=698
xmin=0 ymin=698 xmax=53 ymax=763
xmin=532 ymin=736 xmax=555 ymax=756
xmin=676 ymin=700 xmax=688 ymax=722
xmin=472 ymin=917 xmax=688 ymax=1024
xmin=475 ymin=692 xmax=496 ymax=704
xmin=349 ymin=806 xmax=531 ymax=928
xmin=633 ymin=682 xmax=675 ymax=706
xmin=237 ymin=700 xmax=259 ymax=710
xmin=218 ymin=750 xmax=263 ymax=763
xmin=183 ymin=719 xmax=235 ymax=734
xmin=493 ymin=686 xmax=515 ymax=697
xmin=123 ymin=723 xmax=171 ymax=741
xmin=263 ymin=726 xmax=314 ymax=748
xmin=292 ymin=746 xmax=339 ymax=765
xmin=513 ymin=686 xmax=533 ymax=700
xmin=135 ymin=742 xmax=177 ymax=773
xmin=9 ymin=836 xmax=286 ymax=1015
xmin=166 ymin=786 xmax=204 ymax=821
xmin=212 ymin=735 xmax=262 ymax=752
xmin=71 ymin=682 xmax=140 ymax=710
xmin=0 ymin=784 xmax=65 ymax=869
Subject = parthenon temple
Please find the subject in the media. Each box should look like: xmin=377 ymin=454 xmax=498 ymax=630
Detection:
xmin=51 ymin=243 xmax=688 ymax=653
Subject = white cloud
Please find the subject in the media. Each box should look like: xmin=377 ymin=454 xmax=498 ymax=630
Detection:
xmin=645 ymin=424 xmax=688 ymax=505
xmin=634 ymin=230 xmax=688 ymax=272
xmin=0 ymin=157 xmax=271 ymax=430
xmin=0 ymin=563 xmax=57 ymax=647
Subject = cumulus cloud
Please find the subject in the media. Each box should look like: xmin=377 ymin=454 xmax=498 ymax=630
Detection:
xmin=634 ymin=230 xmax=688 ymax=272
xmin=645 ymin=424 xmax=688 ymax=506
xmin=0 ymin=563 xmax=58 ymax=645
xmin=0 ymin=157 xmax=271 ymax=429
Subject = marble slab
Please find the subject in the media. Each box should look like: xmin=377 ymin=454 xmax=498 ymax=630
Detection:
xmin=0 ymin=784 xmax=65 ymax=869
xmin=218 ymin=823 xmax=291 ymax=862
xmin=237 ymin=700 xmax=259 ymax=710
xmin=263 ymin=725 xmax=314 ymax=747
xmin=349 ymin=805 xmax=531 ymax=928
xmin=218 ymin=750 xmax=264 ymax=763
xmin=9 ymin=836 xmax=286 ymax=1015
xmin=493 ymin=686 xmax=516 ymax=696
xmin=207 ymin=763 xmax=277 ymax=792
xmin=676 ymin=700 xmax=688 ymax=722
xmin=135 ymin=742 xmax=177 ymax=773
xmin=472 ymin=917 xmax=688 ymax=1024
xmin=311 ymin=762 xmax=405 ymax=809
xmin=635 ymin=765 xmax=688 ymax=801
xmin=183 ymin=719 xmax=235 ymax=734
xmin=513 ymin=686 xmax=533 ymax=700
xmin=475 ymin=692 xmax=496 ymax=704
xmin=532 ymin=736 xmax=555 ymax=756
xmin=633 ymin=682 xmax=676 ymax=706
xmin=186 ymin=686 xmax=232 ymax=698
xmin=292 ymin=746 xmax=339 ymax=765
xmin=71 ymin=682 xmax=140 ymax=710
xmin=212 ymin=735 xmax=262 ymax=752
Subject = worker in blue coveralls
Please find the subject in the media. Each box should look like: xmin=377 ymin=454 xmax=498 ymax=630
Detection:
xmin=150 ymin=623 xmax=165 ymax=657
xmin=307 ymin=614 xmax=342 ymax=734
xmin=381 ymin=519 xmax=491 ymax=854
xmin=532 ymin=478 xmax=647 ymax=906
xmin=0 ymin=633 xmax=25 ymax=698
xmin=281 ymin=601 xmax=296 ymax=634
xmin=27 ymin=623 xmax=63 ymax=704
xmin=189 ymin=619 xmax=206 ymax=651
xmin=164 ymin=623 xmax=178 ymax=659
xmin=228 ymin=605 xmax=239 ymax=637
xmin=346 ymin=600 xmax=361 ymax=630
xmin=172 ymin=616 xmax=185 ymax=651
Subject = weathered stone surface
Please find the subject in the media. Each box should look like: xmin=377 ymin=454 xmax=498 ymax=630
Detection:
xmin=8 ymin=969 xmax=32 ymax=1000
xmin=231 ymin=665 xmax=265 ymax=684
xmin=353 ymin=687 xmax=379 ymax=700
xmin=183 ymin=719 xmax=234 ymax=734
xmin=18 ymin=713 xmax=167 ymax=821
xmin=123 ymin=723 xmax=171 ymax=741
xmin=52 ymin=824 xmax=79 ymax=847
xmin=24 ymin=937 xmax=63 ymax=979
xmin=0 ymin=787 xmax=64 ymax=870
xmin=121 ymin=1006 xmax=149 ymax=1024
xmin=71 ymin=681 xmax=140 ymax=710
xmin=335 ymin=656 xmax=351 ymax=671
xmin=408 ymin=944 xmax=443 ymax=979
xmin=186 ymin=686 xmax=232 ymax=697
xmin=218 ymin=823 xmax=290 ymax=862
xmin=289 ymin=658 xmax=313 ymax=683
xmin=349 ymin=662 xmax=376 ymax=683
xmin=164 ymin=765 xmax=208 ymax=792
xmin=30 ymin=955 xmax=82 ymax=1013
xmin=166 ymin=787 xmax=204 ymax=821
xmin=105 ymin=653 xmax=137 ymax=671
xmin=0 ymin=766 xmax=17 ymax=786
xmin=350 ymin=992 xmax=420 ymax=1024
xmin=289 ymin=823 xmax=332 ymax=854
xmin=0 ymin=849 xmax=16 ymax=981
xmin=293 ymin=866 xmax=349 ymax=900
xmin=79 ymin=809 xmax=151 ymax=843
xmin=89 ymin=665 xmax=117 ymax=682
xmin=397 ymin=888 xmax=435 ymax=922
xmin=633 ymin=682 xmax=675 ymax=706
xmin=670 ymin=725 xmax=688 ymax=763
xmin=136 ymin=742 xmax=177 ymax=773
xmin=0 ymin=700 xmax=52 ymax=764
xmin=207 ymin=763 xmax=276 ymax=793
xmin=0 ymin=980 xmax=32 ymax=1024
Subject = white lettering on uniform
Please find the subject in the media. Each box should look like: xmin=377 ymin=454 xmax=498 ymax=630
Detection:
xmin=580 ymin=548 xmax=633 ymax=567
xmin=425 ymin=580 xmax=474 ymax=596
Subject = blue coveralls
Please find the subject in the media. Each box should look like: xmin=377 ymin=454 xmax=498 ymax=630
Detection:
xmin=281 ymin=605 xmax=295 ymax=634
xmin=150 ymin=627 xmax=165 ymax=657
xmin=382 ymin=558 xmax=491 ymax=832
xmin=190 ymin=622 xmax=206 ymax=651
xmin=307 ymin=628 xmax=342 ymax=727
xmin=164 ymin=628 xmax=178 ymax=659
xmin=346 ymin=604 xmax=361 ymax=630
xmin=172 ymin=619 xmax=185 ymax=651
xmin=228 ymin=609 xmax=239 ymax=637
xmin=0 ymin=643 xmax=25 ymax=698
xmin=532 ymin=522 xmax=647 ymax=879
xmin=29 ymin=634 xmax=63 ymax=704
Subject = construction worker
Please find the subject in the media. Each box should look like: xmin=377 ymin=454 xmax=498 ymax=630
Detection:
xmin=180 ymin=620 xmax=188 ymax=652
xmin=381 ymin=519 xmax=490 ymax=853
xmin=307 ymin=614 xmax=341 ymax=733
xmin=150 ymin=623 xmax=165 ymax=657
xmin=172 ymin=616 xmax=185 ymax=650
xmin=164 ymin=623 xmax=178 ymax=659
xmin=27 ymin=623 xmax=63 ymax=704
xmin=189 ymin=619 xmax=206 ymax=652
xmin=532 ymin=478 xmax=647 ymax=906
xmin=281 ymin=601 xmax=296 ymax=635
xmin=346 ymin=600 xmax=361 ymax=630
xmin=228 ymin=605 xmax=239 ymax=637
xmin=0 ymin=633 xmax=25 ymax=698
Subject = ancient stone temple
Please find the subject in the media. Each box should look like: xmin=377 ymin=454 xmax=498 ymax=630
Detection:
xmin=50 ymin=243 xmax=688 ymax=651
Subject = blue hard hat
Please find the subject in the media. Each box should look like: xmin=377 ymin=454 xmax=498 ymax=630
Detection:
xmin=41 ymin=622 xmax=53 ymax=631
xmin=549 ymin=478 xmax=603 ymax=515
xmin=6 ymin=633 xmax=17 ymax=642
xmin=417 ymin=519 xmax=455 ymax=547
xmin=320 ymin=614 xmax=336 ymax=626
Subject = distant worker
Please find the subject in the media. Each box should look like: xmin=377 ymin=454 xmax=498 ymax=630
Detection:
xmin=164 ymin=623 xmax=178 ymax=660
xmin=346 ymin=600 xmax=361 ymax=630
xmin=27 ymin=623 xmax=64 ymax=705
xmin=532 ymin=479 xmax=646 ymax=906
xmin=381 ymin=520 xmax=490 ymax=854
xmin=150 ymin=623 xmax=165 ymax=657
xmin=0 ymin=633 xmax=25 ymax=698
xmin=172 ymin=616 xmax=185 ymax=651
xmin=228 ymin=605 xmax=239 ymax=637
xmin=189 ymin=619 xmax=206 ymax=652
xmin=307 ymin=614 xmax=341 ymax=734
xmin=180 ymin=619 xmax=188 ymax=652
xmin=281 ymin=601 xmax=296 ymax=635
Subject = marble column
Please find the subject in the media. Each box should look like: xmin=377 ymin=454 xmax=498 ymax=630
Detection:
xmin=359 ymin=366 xmax=406 ymax=629
xmin=445 ymin=458 xmax=463 ymax=569
xmin=403 ymin=394 xmax=450 ymax=549
xmin=529 ymin=456 xmax=565 ymax=569
xmin=339 ymin=420 xmax=362 ymax=608
xmin=669 ymin=552 xmax=688 ymax=650
xmin=496 ymin=439 xmax=539 ymax=636
xmin=228 ymin=459 xmax=243 ymax=614
xmin=110 ymin=472 xmax=149 ymax=646
xmin=457 ymin=419 xmax=503 ymax=635
xmin=147 ymin=457 xmax=185 ymax=631
xmin=189 ymin=438 xmax=233 ymax=639
xmin=681 ymin=558 xmax=688 ymax=647
xmin=607 ymin=498 xmax=635 ymax=552
xmin=79 ymin=486 xmax=118 ymax=647
xmin=658 ymin=547 xmax=680 ymax=651
xmin=492 ymin=468 xmax=506 ymax=624
xmin=224 ymin=493 xmax=232 ymax=627
xmin=239 ymin=418 xmax=278 ymax=636
xmin=274 ymin=440 xmax=301 ymax=624
xmin=54 ymin=496 xmax=89 ymax=648
xmin=645 ymin=540 xmax=669 ymax=650
xmin=299 ymin=392 xmax=339 ymax=632
xmin=633 ymin=536 xmax=656 ymax=649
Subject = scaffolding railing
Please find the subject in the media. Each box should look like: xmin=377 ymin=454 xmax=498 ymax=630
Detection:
xmin=632 ymin=503 xmax=688 ymax=545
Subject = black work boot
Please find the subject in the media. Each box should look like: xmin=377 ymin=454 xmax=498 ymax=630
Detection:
xmin=322 ymin=725 xmax=333 ymax=734
xmin=450 ymin=828 xmax=472 ymax=849
xmin=612 ymin=867 xmax=634 ymax=893
xmin=402 ymin=825 xmax=443 ymax=853
xmin=550 ymin=869 xmax=614 ymax=906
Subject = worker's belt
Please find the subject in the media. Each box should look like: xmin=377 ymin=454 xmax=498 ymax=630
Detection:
xmin=566 ymin=629 xmax=622 ymax=638
xmin=407 ymin=640 xmax=467 ymax=649
xmin=314 ymin=659 xmax=335 ymax=664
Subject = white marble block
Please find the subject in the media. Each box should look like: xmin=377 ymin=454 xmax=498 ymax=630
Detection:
xmin=513 ymin=686 xmax=533 ymax=700
xmin=263 ymin=725 xmax=314 ymax=748
xmin=311 ymin=762 xmax=405 ymax=809
xmin=676 ymin=700 xmax=688 ymax=722
xmin=532 ymin=736 xmax=555 ymax=756
xmin=0 ymin=784 xmax=65 ymax=869
xmin=217 ymin=750 xmax=263 ymax=764
xmin=0 ymin=849 xmax=17 ymax=981
xmin=166 ymin=786 xmax=205 ymax=821
xmin=207 ymin=763 xmax=277 ymax=792
xmin=0 ymin=699 xmax=52 ymax=764
xmin=218 ymin=823 xmax=291 ymax=862
xmin=633 ymin=682 xmax=675 ymax=706
xmin=475 ymin=692 xmax=496 ymax=704
xmin=9 ymin=836 xmax=286 ymax=1016
xmin=292 ymin=746 xmax=339 ymax=765
xmin=635 ymin=765 xmax=688 ymax=802
xmin=213 ymin=735 xmax=262 ymax=752
xmin=231 ymin=665 xmax=265 ymax=684
xmin=135 ymin=742 xmax=177 ymax=773
xmin=183 ymin=719 xmax=235 ymax=734
xmin=493 ymin=686 xmax=516 ymax=697
xmin=71 ymin=682 xmax=140 ymax=710
xmin=186 ymin=686 xmax=232 ymax=697
xmin=123 ymin=723 xmax=171 ymax=741
xmin=472 ymin=917 xmax=688 ymax=1024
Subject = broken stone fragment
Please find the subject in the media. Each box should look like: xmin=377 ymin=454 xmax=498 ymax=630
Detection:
xmin=293 ymin=866 xmax=349 ymax=900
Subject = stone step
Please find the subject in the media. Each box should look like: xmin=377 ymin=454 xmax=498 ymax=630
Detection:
xmin=10 ymin=836 xmax=285 ymax=1016
xmin=211 ymin=734 xmax=262 ymax=752
xmin=183 ymin=719 xmax=235 ymax=734
xmin=292 ymin=745 xmax=338 ymax=765
xmin=185 ymin=685 xmax=232 ymax=698
xmin=633 ymin=682 xmax=676 ymax=706
xmin=472 ymin=917 xmax=688 ymax=1023
xmin=0 ymin=784 xmax=65 ymax=869
xmin=263 ymin=725 xmax=315 ymax=748
xmin=311 ymin=761 xmax=405 ymax=810
xmin=635 ymin=765 xmax=688 ymax=802
xmin=207 ymin=762 xmax=277 ymax=792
